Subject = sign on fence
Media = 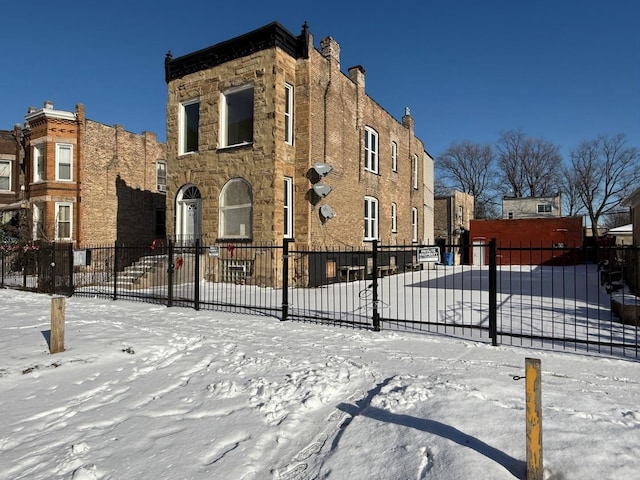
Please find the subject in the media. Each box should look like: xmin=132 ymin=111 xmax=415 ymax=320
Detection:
xmin=417 ymin=247 xmax=440 ymax=263
xmin=208 ymin=246 xmax=220 ymax=257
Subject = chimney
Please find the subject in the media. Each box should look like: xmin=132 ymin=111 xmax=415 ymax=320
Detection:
xmin=320 ymin=37 xmax=340 ymax=67
xmin=44 ymin=100 xmax=54 ymax=110
xmin=348 ymin=65 xmax=366 ymax=90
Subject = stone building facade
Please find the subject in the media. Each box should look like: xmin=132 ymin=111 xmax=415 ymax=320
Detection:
xmin=164 ymin=22 xmax=434 ymax=253
xmin=434 ymin=190 xmax=474 ymax=264
xmin=20 ymin=102 xmax=166 ymax=246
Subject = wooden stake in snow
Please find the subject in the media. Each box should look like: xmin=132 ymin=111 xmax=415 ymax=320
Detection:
xmin=50 ymin=297 xmax=65 ymax=354
xmin=525 ymin=357 xmax=542 ymax=480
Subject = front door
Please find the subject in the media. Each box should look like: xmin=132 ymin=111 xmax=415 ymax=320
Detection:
xmin=176 ymin=185 xmax=201 ymax=246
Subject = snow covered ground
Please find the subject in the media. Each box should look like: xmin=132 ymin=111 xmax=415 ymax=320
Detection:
xmin=1 ymin=288 xmax=639 ymax=480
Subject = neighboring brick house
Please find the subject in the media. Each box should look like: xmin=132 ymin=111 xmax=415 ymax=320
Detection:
xmin=502 ymin=194 xmax=562 ymax=219
xmin=469 ymin=216 xmax=583 ymax=266
xmin=164 ymin=22 xmax=433 ymax=255
xmin=0 ymin=125 xmax=25 ymax=230
xmin=434 ymin=190 xmax=474 ymax=265
xmin=20 ymin=101 xmax=166 ymax=246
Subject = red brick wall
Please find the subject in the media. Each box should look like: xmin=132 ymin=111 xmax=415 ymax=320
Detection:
xmin=469 ymin=216 xmax=584 ymax=265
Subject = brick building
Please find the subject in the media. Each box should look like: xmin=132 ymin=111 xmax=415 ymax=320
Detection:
xmin=0 ymin=125 xmax=25 ymax=229
xmin=502 ymin=194 xmax=562 ymax=219
xmin=469 ymin=216 xmax=583 ymax=266
xmin=434 ymin=190 xmax=474 ymax=265
xmin=164 ymin=22 xmax=434 ymax=254
xmin=18 ymin=102 xmax=166 ymax=246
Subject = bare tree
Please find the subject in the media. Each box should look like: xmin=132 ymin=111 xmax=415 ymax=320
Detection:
xmin=570 ymin=134 xmax=640 ymax=237
xmin=560 ymin=166 xmax=584 ymax=216
xmin=496 ymin=130 xmax=562 ymax=197
xmin=436 ymin=141 xmax=497 ymax=219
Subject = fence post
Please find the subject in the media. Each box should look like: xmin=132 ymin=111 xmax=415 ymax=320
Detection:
xmin=167 ymin=240 xmax=174 ymax=308
xmin=68 ymin=242 xmax=74 ymax=295
xmin=489 ymin=238 xmax=498 ymax=346
xmin=281 ymin=238 xmax=292 ymax=321
xmin=50 ymin=296 xmax=65 ymax=354
xmin=371 ymin=239 xmax=380 ymax=331
xmin=526 ymin=357 xmax=543 ymax=480
xmin=113 ymin=242 xmax=118 ymax=301
xmin=1 ymin=248 xmax=5 ymax=288
xmin=194 ymin=239 xmax=201 ymax=311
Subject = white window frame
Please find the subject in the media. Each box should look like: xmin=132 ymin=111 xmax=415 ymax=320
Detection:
xmin=156 ymin=160 xmax=167 ymax=193
xmin=284 ymin=176 xmax=293 ymax=238
xmin=391 ymin=141 xmax=398 ymax=172
xmin=33 ymin=145 xmax=45 ymax=182
xmin=220 ymin=84 xmax=254 ymax=148
xmin=364 ymin=196 xmax=379 ymax=241
xmin=56 ymin=143 xmax=73 ymax=181
xmin=284 ymin=83 xmax=294 ymax=145
xmin=179 ymin=98 xmax=199 ymax=155
xmin=391 ymin=202 xmax=397 ymax=233
xmin=411 ymin=207 xmax=418 ymax=242
xmin=364 ymin=127 xmax=379 ymax=174
xmin=55 ymin=202 xmax=73 ymax=241
xmin=219 ymin=178 xmax=253 ymax=239
xmin=412 ymin=154 xmax=419 ymax=189
xmin=0 ymin=160 xmax=11 ymax=192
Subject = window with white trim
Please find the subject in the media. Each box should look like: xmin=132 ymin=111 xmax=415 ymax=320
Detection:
xmin=156 ymin=160 xmax=167 ymax=193
xmin=179 ymin=99 xmax=199 ymax=154
xmin=56 ymin=144 xmax=73 ymax=181
xmin=284 ymin=83 xmax=294 ymax=145
xmin=221 ymin=85 xmax=254 ymax=148
xmin=0 ymin=160 xmax=10 ymax=191
xmin=391 ymin=141 xmax=398 ymax=172
xmin=411 ymin=207 xmax=418 ymax=242
xmin=219 ymin=178 xmax=253 ymax=239
xmin=364 ymin=127 xmax=379 ymax=173
xmin=34 ymin=145 xmax=45 ymax=182
xmin=391 ymin=202 xmax=397 ymax=233
xmin=55 ymin=202 xmax=72 ymax=241
xmin=284 ymin=177 xmax=293 ymax=238
xmin=364 ymin=196 xmax=379 ymax=240
xmin=412 ymin=154 xmax=418 ymax=189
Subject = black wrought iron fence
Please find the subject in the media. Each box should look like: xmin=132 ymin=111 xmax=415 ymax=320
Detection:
xmin=2 ymin=238 xmax=638 ymax=359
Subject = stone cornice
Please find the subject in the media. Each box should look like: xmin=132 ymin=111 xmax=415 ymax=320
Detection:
xmin=165 ymin=21 xmax=310 ymax=83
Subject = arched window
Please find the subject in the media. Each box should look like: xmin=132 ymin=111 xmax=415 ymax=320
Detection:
xmin=219 ymin=178 xmax=253 ymax=239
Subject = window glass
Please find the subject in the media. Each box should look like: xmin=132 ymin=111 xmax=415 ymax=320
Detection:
xmin=284 ymin=177 xmax=293 ymax=238
xmin=157 ymin=161 xmax=167 ymax=192
xmin=391 ymin=142 xmax=398 ymax=172
xmin=220 ymin=179 xmax=253 ymax=238
xmin=56 ymin=203 xmax=72 ymax=240
xmin=364 ymin=127 xmax=378 ymax=173
xmin=34 ymin=145 xmax=45 ymax=181
xmin=56 ymin=144 xmax=72 ymax=181
xmin=0 ymin=160 xmax=10 ymax=191
xmin=223 ymin=86 xmax=254 ymax=147
xmin=180 ymin=100 xmax=199 ymax=154
xmin=364 ymin=196 xmax=378 ymax=240
xmin=285 ymin=84 xmax=293 ymax=145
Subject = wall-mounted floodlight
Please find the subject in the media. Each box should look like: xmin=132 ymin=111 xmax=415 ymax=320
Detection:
xmin=320 ymin=204 xmax=336 ymax=221
xmin=312 ymin=183 xmax=333 ymax=198
xmin=312 ymin=162 xmax=333 ymax=177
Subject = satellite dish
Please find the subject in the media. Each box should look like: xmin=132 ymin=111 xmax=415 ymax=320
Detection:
xmin=312 ymin=183 xmax=333 ymax=198
xmin=312 ymin=162 xmax=333 ymax=177
xmin=320 ymin=204 xmax=336 ymax=220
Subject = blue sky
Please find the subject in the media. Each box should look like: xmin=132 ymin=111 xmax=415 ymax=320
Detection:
xmin=1 ymin=1 xmax=638 ymax=161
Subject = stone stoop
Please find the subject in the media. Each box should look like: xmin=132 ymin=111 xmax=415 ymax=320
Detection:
xmin=109 ymin=255 xmax=168 ymax=289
